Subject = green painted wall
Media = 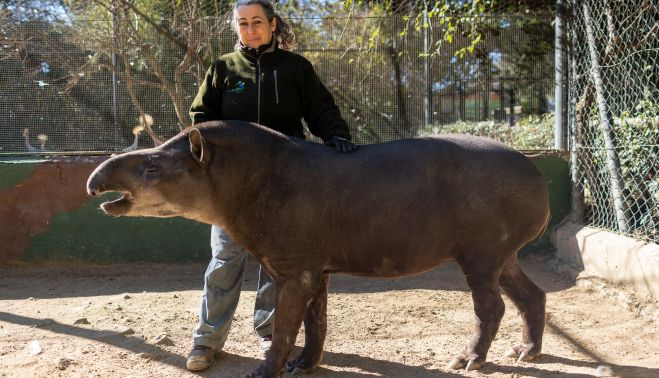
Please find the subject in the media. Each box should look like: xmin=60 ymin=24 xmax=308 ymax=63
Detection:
xmin=522 ymin=153 xmax=571 ymax=253
xmin=0 ymin=158 xmax=210 ymax=263
xmin=1 ymin=154 xmax=570 ymax=263
xmin=24 ymin=196 xmax=210 ymax=262
xmin=0 ymin=160 xmax=41 ymax=190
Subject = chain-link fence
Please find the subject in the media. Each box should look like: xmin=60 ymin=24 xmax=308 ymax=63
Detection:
xmin=3 ymin=1 xmax=657 ymax=243
xmin=568 ymin=0 xmax=658 ymax=243
xmin=1 ymin=4 xmax=555 ymax=154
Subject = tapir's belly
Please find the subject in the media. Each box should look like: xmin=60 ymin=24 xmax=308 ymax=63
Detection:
xmin=325 ymin=249 xmax=455 ymax=278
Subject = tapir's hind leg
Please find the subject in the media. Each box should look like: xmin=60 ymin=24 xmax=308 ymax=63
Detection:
xmin=285 ymin=273 xmax=330 ymax=375
xmin=449 ymin=262 xmax=506 ymax=371
xmin=499 ymin=255 xmax=546 ymax=362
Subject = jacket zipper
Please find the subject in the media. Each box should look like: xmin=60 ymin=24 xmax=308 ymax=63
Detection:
xmin=257 ymin=56 xmax=262 ymax=124
xmin=273 ymin=70 xmax=279 ymax=104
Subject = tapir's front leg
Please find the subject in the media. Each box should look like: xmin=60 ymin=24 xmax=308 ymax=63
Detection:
xmin=247 ymin=272 xmax=317 ymax=378
xmin=286 ymin=273 xmax=330 ymax=374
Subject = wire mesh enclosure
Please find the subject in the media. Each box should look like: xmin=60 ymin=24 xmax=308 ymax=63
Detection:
xmin=2 ymin=1 xmax=656 ymax=244
xmin=568 ymin=0 xmax=658 ymax=243
xmin=0 ymin=4 xmax=555 ymax=155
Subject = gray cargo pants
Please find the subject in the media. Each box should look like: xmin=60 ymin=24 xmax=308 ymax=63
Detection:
xmin=192 ymin=225 xmax=275 ymax=349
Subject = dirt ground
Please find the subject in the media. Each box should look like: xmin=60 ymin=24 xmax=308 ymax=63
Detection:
xmin=0 ymin=255 xmax=657 ymax=378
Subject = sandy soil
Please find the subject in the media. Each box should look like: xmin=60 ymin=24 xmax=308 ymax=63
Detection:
xmin=0 ymin=255 xmax=657 ymax=378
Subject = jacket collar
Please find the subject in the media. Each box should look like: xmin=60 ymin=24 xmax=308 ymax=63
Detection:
xmin=239 ymin=38 xmax=277 ymax=61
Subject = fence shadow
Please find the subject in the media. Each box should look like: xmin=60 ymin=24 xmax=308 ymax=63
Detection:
xmin=0 ymin=311 xmax=188 ymax=370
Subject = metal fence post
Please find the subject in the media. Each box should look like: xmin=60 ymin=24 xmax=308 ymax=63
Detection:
xmin=111 ymin=0 xmax=121 ymax=143
xmin=567 ymin=2 xmax=584 ymax=223
xmin=582 ymin=2 xmax=629 ymax=233
xmin=423 ymin=6 xmax=431 ymax=128
xmin=554 ymin=0 xmax=567 ymax=151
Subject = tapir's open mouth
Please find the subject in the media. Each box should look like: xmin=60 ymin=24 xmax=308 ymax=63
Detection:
xmin=100 ymin=191 xmax=133 ymax=215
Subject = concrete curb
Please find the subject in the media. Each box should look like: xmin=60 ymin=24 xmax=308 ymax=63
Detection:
xmin=553 ymin=221 xmax=659 ymax=301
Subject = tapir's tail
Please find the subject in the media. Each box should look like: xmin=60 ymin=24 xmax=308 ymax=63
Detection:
xmin=534 ymin=211 xmax=552 ymax=242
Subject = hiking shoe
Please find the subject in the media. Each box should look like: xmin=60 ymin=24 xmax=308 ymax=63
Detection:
xmin=186 ymin=345 xmax=216 ymax=371
xmin=259 ymin=335 xmax=272 ymax=351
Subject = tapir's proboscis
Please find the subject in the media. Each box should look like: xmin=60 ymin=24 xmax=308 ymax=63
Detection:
xmin=87 ymin=120 xmax=550 ymax=378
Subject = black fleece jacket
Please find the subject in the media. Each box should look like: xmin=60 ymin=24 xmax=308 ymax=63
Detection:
xmin=189 ymin=41 xmax=351 ymax=142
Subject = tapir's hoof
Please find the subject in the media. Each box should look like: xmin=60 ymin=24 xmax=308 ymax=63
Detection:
xmin=244 ymin=373 xmax=277 ymax=378
xmin=505 ymin=345 xmax=542 ymax=362
xmin=290 ymin=366 xmax=312 ymax=376
xmin=447 ymin=355 xmax=485 ymax=371
xmin=245 ymin=364 xmax=280 ymax=378
xmin=285 ymin=358 xmax=318 ymax=376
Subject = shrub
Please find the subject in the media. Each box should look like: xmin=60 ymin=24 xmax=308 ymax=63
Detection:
xmin=418 ymin=113 xmax=555 ymax=150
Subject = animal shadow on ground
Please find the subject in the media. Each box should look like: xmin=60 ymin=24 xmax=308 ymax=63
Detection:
xmin=203 ymin=347 xmax=465 ymax=378
xmin=206 ymin=350 xmax=659 ymax=378
xmin=314 ymin=350 xmax=463 ymax=377
xmin=482 ymin=356 xmax=659 ymax=378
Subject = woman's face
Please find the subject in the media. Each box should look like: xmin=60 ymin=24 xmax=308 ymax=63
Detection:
xmin=235 ymin=4 xmax=276 ymax=49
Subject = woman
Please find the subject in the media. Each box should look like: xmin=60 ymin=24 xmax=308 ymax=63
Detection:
xmin=186 ymin=0 xmax=357 ymax=371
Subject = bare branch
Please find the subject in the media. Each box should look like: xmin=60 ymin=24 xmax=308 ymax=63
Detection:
xmin=114 ymin=0 xmax=204 ymax=67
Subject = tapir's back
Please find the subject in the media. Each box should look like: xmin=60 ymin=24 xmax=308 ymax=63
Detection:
xmin=296 ymin=133 xmax=547 ymax=219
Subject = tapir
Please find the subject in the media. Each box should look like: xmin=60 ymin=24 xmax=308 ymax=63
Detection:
xmin=87 ymin=120 xmax=550 ymax=378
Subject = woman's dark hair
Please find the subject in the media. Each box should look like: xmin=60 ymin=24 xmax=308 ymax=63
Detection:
xmin=233 ymin=0 xmax=297 ymax=51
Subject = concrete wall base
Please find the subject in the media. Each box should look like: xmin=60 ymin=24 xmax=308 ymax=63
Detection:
xmin=553 ymin=221 xmax=659 ymax=302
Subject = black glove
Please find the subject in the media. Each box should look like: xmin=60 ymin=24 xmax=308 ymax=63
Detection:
xmin=325 ymin=136 xmax=358 ymax=153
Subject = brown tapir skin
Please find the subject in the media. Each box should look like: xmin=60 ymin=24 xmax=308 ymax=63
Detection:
xmin=87 ymin=120 xmax=550 ymax=377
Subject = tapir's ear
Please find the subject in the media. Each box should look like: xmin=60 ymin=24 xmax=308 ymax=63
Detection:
xmin=189 ymin=128 xmax=210 ymax=165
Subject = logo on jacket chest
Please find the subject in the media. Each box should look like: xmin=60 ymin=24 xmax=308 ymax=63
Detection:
xmin=226 ymin=80 xmax=246 ymax=94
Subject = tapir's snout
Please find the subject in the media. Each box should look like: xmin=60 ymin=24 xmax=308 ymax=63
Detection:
xmin=86 ymin=161 xmax=114 ymax=197
xmin=86 ymin=174 xmax=104 ymax=197
xmin=86 ymin=157 xmax=137 ymax=216
xmin=87 ymin=176 xmax=121 ymax=199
